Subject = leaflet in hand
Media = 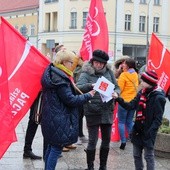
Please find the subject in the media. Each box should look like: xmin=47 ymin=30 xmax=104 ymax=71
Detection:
xmin=93 ymin=76 xmax=115 ymax=102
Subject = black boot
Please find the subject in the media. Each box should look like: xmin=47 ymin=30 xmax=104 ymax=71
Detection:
xmin=120 ymin=143 xmax=126 ymax=150
xmin=23 ymin=150 xmax=42 ymax=160
xmin=99 ymin=148 xmax=109 ymax=170
xmin=84 ymin=149 xmax=95 ymax=170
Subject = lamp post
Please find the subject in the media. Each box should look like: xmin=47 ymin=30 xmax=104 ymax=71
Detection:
xmin=146 ymin=0 xmax=152 ymax=63
xmin=114 ymin=0 xmax=118 ymax=61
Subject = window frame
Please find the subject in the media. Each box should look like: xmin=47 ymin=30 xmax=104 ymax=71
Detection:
xmin=153 ymin=17 xmax=159 ymax=33
xmin=125 ymin=14 xmax=131 ymax=31
xmin=70 ymin=11 xmax=77 ymax=29
xmin=139 ymin=16 xmax=146 ymax=32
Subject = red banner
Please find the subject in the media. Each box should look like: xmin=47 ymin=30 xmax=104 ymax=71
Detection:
xmin=147 ymin=33 xmax=170 ymax=93
xmin=80 ymin=0 xmax=109 ymax=61
xmin=0 ymin=17 xmax=50 ymax=158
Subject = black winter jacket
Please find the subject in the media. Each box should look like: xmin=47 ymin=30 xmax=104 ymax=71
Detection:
xmin=77 ymin=62 xmax=120 ymax=126
xmin=41 ymin=64 xmax=92 ymax=147
xmin=116 ymin=87 xmax=166 ymax=149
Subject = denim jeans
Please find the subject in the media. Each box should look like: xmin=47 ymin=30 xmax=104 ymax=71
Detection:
xmin=133 ymin=144 xmax=155 ymax=170
xmin=45 ymin=144 xmax=62 ymax=170
xmin=118 ymin=104 xmax=135 ymax=143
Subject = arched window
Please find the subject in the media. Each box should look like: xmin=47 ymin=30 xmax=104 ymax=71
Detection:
xmin=70 ymin=8 xmax=77 ymax=29
xmin=20 ymin=25 xmax=28 ymax=37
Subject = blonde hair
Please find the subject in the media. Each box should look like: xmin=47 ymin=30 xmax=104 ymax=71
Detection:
xmin=53 ymin=50 xmax=76 ymax=65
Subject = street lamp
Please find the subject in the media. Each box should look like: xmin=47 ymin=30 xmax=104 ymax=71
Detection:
xmin=114 ymin=0 xmax=118 ymax=61
xmin=146 ymin=0 xmax=152 ymax=63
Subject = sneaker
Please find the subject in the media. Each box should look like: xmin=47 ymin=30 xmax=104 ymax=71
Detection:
xmin=76 ymin=138 xmax=82 ymax=145
xmin=79 ymin=136 xmax=88 ymax=143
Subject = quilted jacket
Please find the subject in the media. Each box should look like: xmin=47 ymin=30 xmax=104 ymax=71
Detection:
xmin=41 ymin=64 xmax=92 ymax=147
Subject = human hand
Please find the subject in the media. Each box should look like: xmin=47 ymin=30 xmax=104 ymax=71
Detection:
xmin=92 ymin=83 xmax=96 ymax=88
xmin=112 ymin=92 xmax=118 ymax=99
xmin=89 ymin=90 xmax=96 ymax=97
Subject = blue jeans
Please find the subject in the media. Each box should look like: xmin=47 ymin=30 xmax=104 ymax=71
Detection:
xmin=133 ymin=144 xmax=155 ymax=170
xmin=45 ymin=144 xmax=62 ymax=170
xmin=118 ymin=104 xmax=135 ymax=143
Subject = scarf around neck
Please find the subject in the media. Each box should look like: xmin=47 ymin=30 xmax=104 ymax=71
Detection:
xmin=135 ymin=86 xmax=157 ymax=131
xmin=54 ymin=63 xmax=74 ymax=83
xmin=54 ymin=63 xmax=73 ymax=77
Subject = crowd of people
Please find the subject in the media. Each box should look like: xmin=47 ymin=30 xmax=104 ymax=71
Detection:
xmin=22 ymin=45 xmax=168 ymax=170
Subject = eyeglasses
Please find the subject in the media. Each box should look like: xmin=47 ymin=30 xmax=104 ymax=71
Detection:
xmin=67 ymin=61 xmax=73 ymax=65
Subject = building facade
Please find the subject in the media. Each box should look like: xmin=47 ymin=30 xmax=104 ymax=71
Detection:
xmin=0 ymin=0 xmax=39 ymax=48
xmin=1 ymin=0 xmax=170 ymax=67
xmin=38 ymin=0 xmax=170 ymax=67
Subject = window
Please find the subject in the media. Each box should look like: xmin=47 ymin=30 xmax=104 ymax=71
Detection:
xmin=140 ymin=0 xmax=146 ymax=4
xmin=82 ymin=12 xmax=88 ymax=28
xmin=44 ymin=0 xmax=58 ymax=3
xmin=30 ymin=24 xmax=35 ymax=36
xmin=125 ymin=14 xmax=131 ymax=31
xmin=154 ymin=0 xmax=160 ymax=5
xmin=15 ymin=25 xmax=19 ymax=31
xmin=139 ymin=16 xmax=146 ymax=32
xmin=70 ymin=12 xmax=77 ymax=29
xmin=20 ymin=25 xmax=28 ymax=37
xmin=153 ymin=17 xmax=159 ymax=33
xmin=125 ymin=0 xmax=132 ymax=2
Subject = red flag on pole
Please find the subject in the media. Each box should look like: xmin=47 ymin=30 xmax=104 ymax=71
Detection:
xmin=147 ymin=33 xmax=170 ymax=93
xmin=0 ymin=17 xmax=50 ymax=158
xmin=80 ymin=0 xmax=109 ymax=61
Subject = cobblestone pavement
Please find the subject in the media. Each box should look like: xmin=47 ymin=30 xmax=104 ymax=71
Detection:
xmin=0 ymin=99 xmax=170 ymax=170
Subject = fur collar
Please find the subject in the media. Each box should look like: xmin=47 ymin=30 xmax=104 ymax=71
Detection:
xmin=81 ymin=61 xmax=112 ymax=75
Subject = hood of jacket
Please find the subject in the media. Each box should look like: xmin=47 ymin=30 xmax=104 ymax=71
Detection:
xmin=41 ymin=63 xmax=70 ymax=89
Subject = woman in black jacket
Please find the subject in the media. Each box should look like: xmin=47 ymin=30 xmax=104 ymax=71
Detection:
xmin=113 ymin=70 xmax=166 ymax=170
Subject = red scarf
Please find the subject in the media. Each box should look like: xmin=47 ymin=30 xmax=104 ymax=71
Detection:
xmin=135 ymin=86 xmax=157 ymax=130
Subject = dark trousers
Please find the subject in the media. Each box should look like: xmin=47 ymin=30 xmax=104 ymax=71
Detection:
xmin=24 ymin=92 xmax=41 ymax=152
xmin=79 ymin=111 xmax=84 ymax=137
xmin=24 ymin=109 xmax=38 ymax=151
xmin=87 ymin=124 xmax=112 ymax=150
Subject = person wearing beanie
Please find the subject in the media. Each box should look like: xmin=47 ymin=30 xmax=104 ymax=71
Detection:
xmin=76 ymin=49 xmax=120 ymax=170
xmin=112 ymin=70 xmax=166 ymax=170
xmin=41 ymin=50 xmax=95 ymax=170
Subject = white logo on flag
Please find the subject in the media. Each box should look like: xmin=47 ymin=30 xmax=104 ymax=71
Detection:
xmin=8 ymin=41 xmax=31 ymax=80
xmin=148 ymin=46 xmax=166 ymax=69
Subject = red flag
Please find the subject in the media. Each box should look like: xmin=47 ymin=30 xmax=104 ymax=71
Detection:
xmin=147 ymin=33 xmax=170 ymax=93
xmin=0 ymin=17 xmax=50 ymax=158
xmin=80 ymin=0 xmax=109 ymax=61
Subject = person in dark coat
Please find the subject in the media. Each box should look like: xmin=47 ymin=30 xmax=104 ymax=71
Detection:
xmin=23 ymin=91 xmax=42 ymax=160
xmin=41 ymin=50 xmax=95 ymax=170
xmin=76 ymin=49 xmax=120 ymax=170
xmin=112 ymin=70 xmax=166 ymax=170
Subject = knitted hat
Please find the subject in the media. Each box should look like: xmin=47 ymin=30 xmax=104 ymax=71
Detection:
xmin=141 ymin=70 xmax=158 ymax=86
xmin=92 ymin=49 xmax=109 ymax=63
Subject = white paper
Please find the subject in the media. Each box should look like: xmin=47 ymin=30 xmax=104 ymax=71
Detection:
xmin=93 ymin=76 xmax=115 ymax=102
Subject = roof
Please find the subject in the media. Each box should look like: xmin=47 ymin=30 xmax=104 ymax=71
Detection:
xmin=0 ymin=0 xmax=39 ymax=13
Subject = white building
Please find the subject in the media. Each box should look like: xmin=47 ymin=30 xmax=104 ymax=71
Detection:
xmin=38 ymin=0 xmax=170 ymax=67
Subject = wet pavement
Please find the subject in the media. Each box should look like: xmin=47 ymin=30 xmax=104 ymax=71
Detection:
xmin=0 ymin=99 xmax=170 ymax=170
